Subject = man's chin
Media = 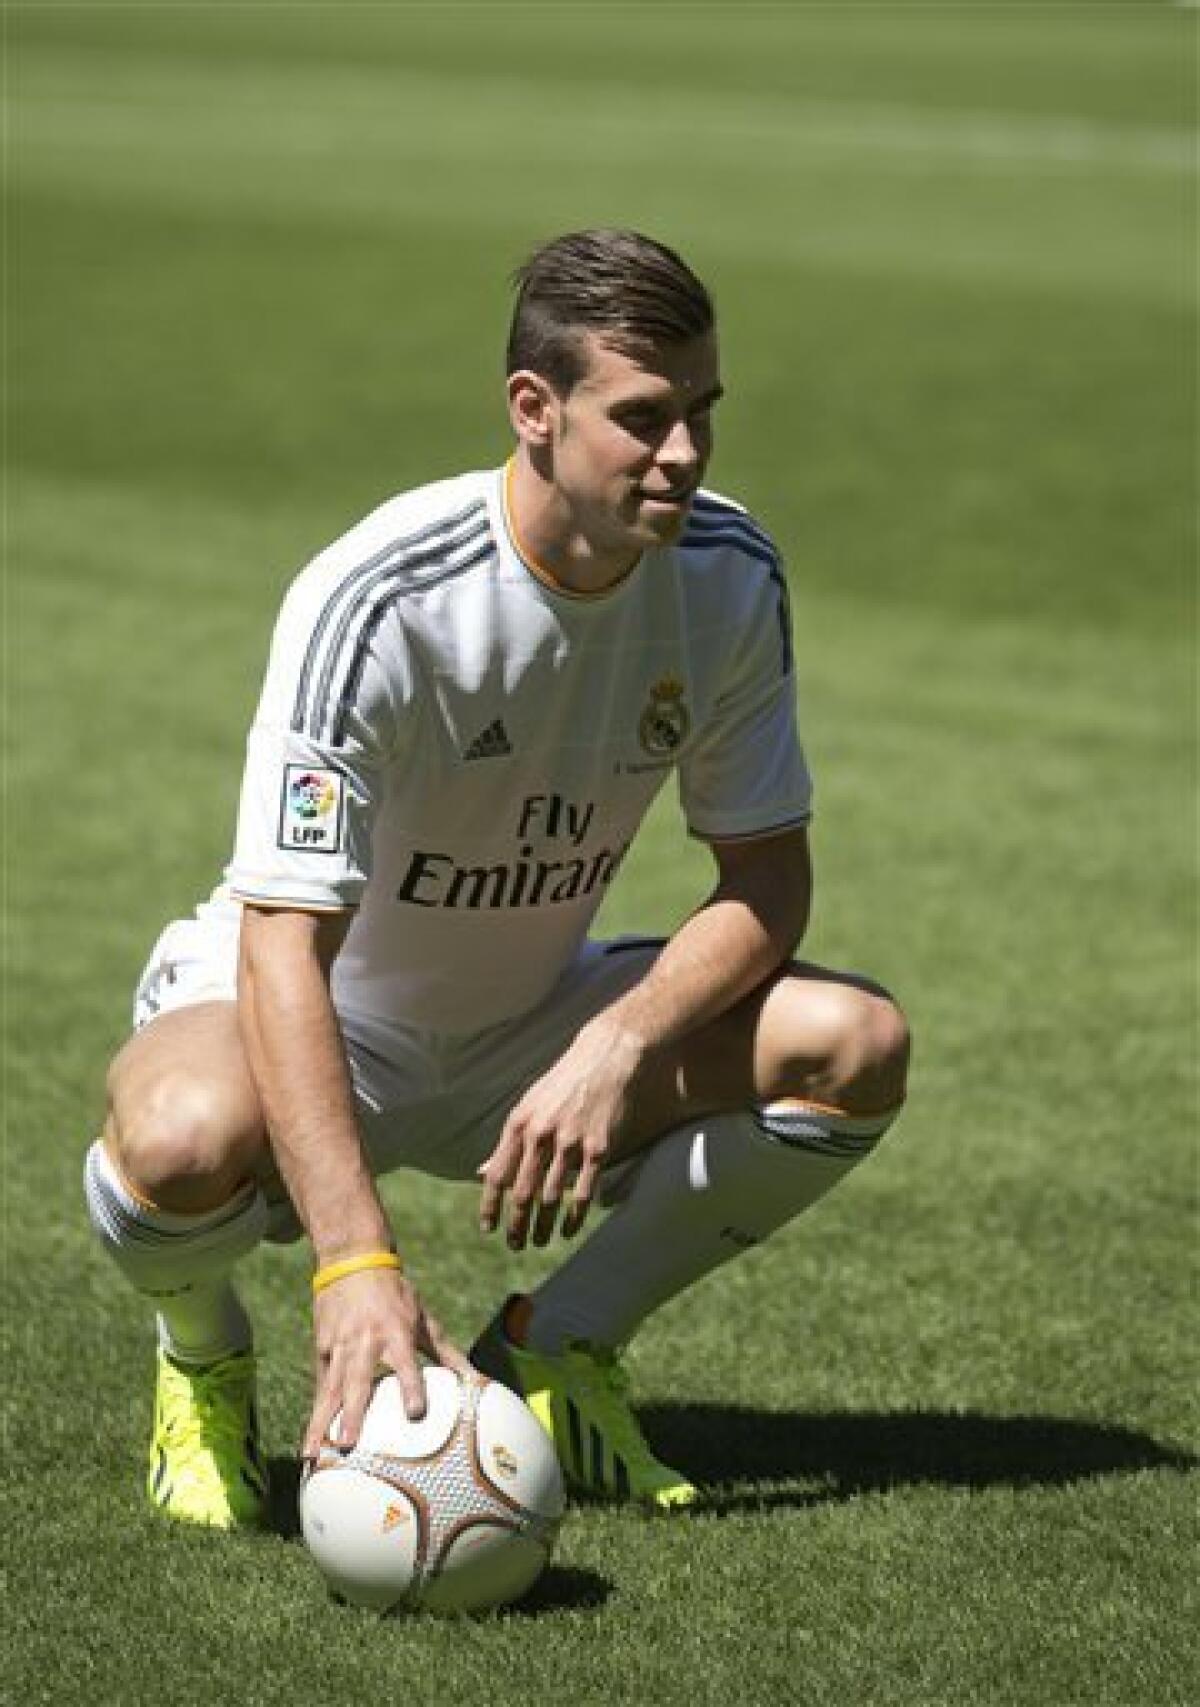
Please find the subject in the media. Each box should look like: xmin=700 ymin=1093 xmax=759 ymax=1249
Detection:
xmin=634 ymin=499 xmax=692 ymax=542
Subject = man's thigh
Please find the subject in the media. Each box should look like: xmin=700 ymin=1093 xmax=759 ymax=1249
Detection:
xmin=110 ymin=902 xmax=283 ymax=1215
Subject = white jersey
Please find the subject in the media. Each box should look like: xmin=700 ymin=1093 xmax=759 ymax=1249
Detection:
xmin=223 ymin=465 xmax=811 ymax=1040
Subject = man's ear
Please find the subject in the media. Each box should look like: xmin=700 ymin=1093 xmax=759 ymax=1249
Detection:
xmin=506 ymin=370 xmax=559 ymax=448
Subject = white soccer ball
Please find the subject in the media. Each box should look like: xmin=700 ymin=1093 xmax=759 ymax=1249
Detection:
xmin=299 ymin=1367 xmax=564 ymax=1615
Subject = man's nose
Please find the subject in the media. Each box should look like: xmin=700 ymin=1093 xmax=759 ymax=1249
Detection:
xmin=657 ymin=417 xmax=703 ymax=473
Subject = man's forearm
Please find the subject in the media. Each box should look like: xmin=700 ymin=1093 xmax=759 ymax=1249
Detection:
xmin=587 ymin=832 xmax=812 ymax=1061
xmin=238 ymin=927 xmax=392 ymax=1265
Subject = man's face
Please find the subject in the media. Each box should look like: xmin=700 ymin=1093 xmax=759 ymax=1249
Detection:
xmin=546 ymin=330 xmax=723 ymax=559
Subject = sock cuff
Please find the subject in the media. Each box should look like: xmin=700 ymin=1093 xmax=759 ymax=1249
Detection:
xmin=84 ymin=1138 xmax=261 ymax=1236
xmin=754 ymin=1099 xmax=900 ymax=1157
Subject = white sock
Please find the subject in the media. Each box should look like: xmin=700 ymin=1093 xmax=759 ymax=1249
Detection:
xmin=84 ymin=1139 xmax=265 ymax=1365
xmin=525 ymin=1101 xmax=900 ymax=1355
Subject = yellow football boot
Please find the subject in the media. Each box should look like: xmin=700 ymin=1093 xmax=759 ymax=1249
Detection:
xmin=147 ymin=1348 xmax=268 ymax=1529
xmin=471 ymin=1297 xmax=697 ymax=1511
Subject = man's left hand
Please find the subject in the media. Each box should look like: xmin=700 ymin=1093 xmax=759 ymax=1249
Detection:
xmin=477 ymin=1022 xmax=644 ymax=1249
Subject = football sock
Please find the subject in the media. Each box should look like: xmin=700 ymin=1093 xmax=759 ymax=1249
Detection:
xmin=523 ymin=1100 xmax=900 ymax=1355
xmin=84 ymin=1138 xmax=265 ymax=1366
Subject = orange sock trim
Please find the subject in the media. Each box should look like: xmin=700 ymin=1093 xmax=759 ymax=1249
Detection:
xmin=765 ymin=1096 xmax=905 ymax=1123
xmin=99 ymin=1136 xmax=254 ymax=1219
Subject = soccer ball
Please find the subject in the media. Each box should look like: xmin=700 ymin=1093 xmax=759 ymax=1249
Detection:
xmin=299 ymin=1367 xmax=565 ymax=1615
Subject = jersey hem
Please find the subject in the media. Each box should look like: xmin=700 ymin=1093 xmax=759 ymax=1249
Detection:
xmin=228 ymin=888 xmax=359 ymax=915
xmin=687 ymin=810 xmax=812 ymax=845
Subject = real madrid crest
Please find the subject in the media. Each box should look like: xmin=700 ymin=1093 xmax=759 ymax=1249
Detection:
xmin=638 ymin=674 xmax=691 ymax=758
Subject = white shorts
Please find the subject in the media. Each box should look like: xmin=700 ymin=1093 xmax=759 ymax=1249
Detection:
xmin=132 ymin=895 xmax=662 ymax=1187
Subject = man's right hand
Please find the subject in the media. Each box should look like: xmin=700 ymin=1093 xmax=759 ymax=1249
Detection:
xmin=304 ymin=1266 xmax=471 ymax=1460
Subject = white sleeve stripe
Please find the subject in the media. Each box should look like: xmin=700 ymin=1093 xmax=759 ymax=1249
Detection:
xmin=290 ymin=499 xmax=487 ymax=735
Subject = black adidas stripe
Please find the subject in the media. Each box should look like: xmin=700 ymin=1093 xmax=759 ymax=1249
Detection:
xmin=566 ymin=1398 xmax=585 ymax=1481
xmin=290 ymin=499 xmax=487 ymax=735
xmin=151 ymin=1449 xmax=170 ymax=1501
xmin=755 ymin=1111 xmax=881 ymax=1157
xmin=613 ymin=1454 xmax=631 ymax=1501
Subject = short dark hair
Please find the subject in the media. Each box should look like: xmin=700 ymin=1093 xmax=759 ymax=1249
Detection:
xmin=506 ymin=229 xmax=714 ymax=394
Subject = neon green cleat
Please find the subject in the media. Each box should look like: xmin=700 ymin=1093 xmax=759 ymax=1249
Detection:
xmin=470 ymin=1298 xmax=697 ymax=1510
xmin=147 ymin=1348 xmax=268 ymax=1529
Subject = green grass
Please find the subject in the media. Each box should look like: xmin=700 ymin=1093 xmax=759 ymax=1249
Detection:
xmin=5 ymin=5 xmax=1196 ymax=1705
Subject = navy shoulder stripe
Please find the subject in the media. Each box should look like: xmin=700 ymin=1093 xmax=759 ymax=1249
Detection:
xmin=307 ymin=514 xmax=493 ymax=741
xmin=291 ymin=500 xmax=489 ymax=736
xmin=681 ymin=525 xmax=780 ymax=572
xmin=684 ymin=501 xmax=778 ymax=558
xmin=680 ymin=511 xmax=793 ymax=679
xmin=327 ymin=536 xmax=496 ymax=745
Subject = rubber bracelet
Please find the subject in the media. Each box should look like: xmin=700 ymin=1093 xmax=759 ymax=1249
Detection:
xmin=312 ymin=1251 xmax=403 ymax=1296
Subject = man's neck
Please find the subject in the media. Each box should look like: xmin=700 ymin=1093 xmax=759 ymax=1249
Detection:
xmin=505 ymin=457 xmax=640 ymax=597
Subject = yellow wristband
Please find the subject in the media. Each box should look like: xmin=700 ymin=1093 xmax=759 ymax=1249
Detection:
xmin=312 ymin=1251 xmax=403 ymax=1296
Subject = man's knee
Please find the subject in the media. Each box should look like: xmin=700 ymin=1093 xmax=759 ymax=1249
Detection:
xmin=106 ymin=1068 xmax=264 ymax=1212
xmin=775 ymin=975 xmax=911 ymax=1113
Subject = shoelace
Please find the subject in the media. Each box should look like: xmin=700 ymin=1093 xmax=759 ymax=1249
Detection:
xmin=159 ymin=1362 xmax=249 ymax=1467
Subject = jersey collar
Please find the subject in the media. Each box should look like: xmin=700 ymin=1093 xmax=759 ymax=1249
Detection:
xmin=501 ymin=459 xmax=643 ymax=602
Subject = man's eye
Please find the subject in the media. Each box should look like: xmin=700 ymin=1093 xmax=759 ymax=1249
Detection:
xmin=618 ymin=407 xmax=664 ymax=433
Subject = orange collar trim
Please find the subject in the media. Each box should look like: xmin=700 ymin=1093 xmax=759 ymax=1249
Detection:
xmin=502 ymin=460 xmax=640 ymax=602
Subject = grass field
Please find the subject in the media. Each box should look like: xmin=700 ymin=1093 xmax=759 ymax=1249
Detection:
xmin=5 ymin=5 xmax=1197 ymax=1704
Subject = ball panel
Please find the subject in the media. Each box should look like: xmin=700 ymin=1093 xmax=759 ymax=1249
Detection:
xmin=299 ymin=1465 xmax=421 ymax=1612
xmin=338 ymin=1370 xmax=460 ymax=1457
xmin=475 ymin=1378 xmax=566 ymax=1520
xmin=418 ymin=1525 xmax=550 ymax=1615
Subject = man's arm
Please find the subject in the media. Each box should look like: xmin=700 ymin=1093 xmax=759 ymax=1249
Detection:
xmin=238 ymin=905 xmax=467 ymax=1450
xmin=477 ymin=824 xmax=812 ymax=1246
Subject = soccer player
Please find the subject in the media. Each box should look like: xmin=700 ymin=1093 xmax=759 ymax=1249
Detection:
xmin=85 ymin=230 xmax=910 ymax=1526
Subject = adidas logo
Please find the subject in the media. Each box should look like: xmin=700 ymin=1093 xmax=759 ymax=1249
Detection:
xmin=462 ymin=718 xmax=513 ymax=761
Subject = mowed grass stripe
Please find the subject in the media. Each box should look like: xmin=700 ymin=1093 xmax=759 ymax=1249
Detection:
xmin=15 ymin=50 xmax=1194 ymax=172
xmin=11 ymin=54 xmax=1193 ymax=308
xmin=11 ymin=3 xmax=1192 ymax=125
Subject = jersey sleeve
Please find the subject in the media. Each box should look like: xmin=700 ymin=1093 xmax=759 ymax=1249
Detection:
xmin=224 ymin=574 xmax=408 ymax=911
xmin=678 ymin=558 xmax=813 ymax=842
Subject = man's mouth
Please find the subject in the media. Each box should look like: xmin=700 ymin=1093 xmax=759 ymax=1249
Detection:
xmin=637 ymin=486 xmax=695 ymax=508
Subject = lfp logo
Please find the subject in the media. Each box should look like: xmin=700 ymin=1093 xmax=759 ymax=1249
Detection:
xmin=290 ymin=772 xmax=337 ymax=820
xmin=279 ymin=765 xmax=344 ymax=852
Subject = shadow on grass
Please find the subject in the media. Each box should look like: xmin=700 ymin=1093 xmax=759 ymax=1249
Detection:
xmin=634 ymin=1403 xmax=1197 ymax=1512
xmin=266 ymin=1456 xmax=304 ymax=1538
xmin=268 ymin=1409 xmax=1194 ymax=1534
xmin=496 ymin=1563 xmax=613 ymax=1615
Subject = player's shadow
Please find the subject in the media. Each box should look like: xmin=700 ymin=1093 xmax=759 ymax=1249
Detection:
xmin=636 ymin=1404 xmax=1196 ymax=1512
